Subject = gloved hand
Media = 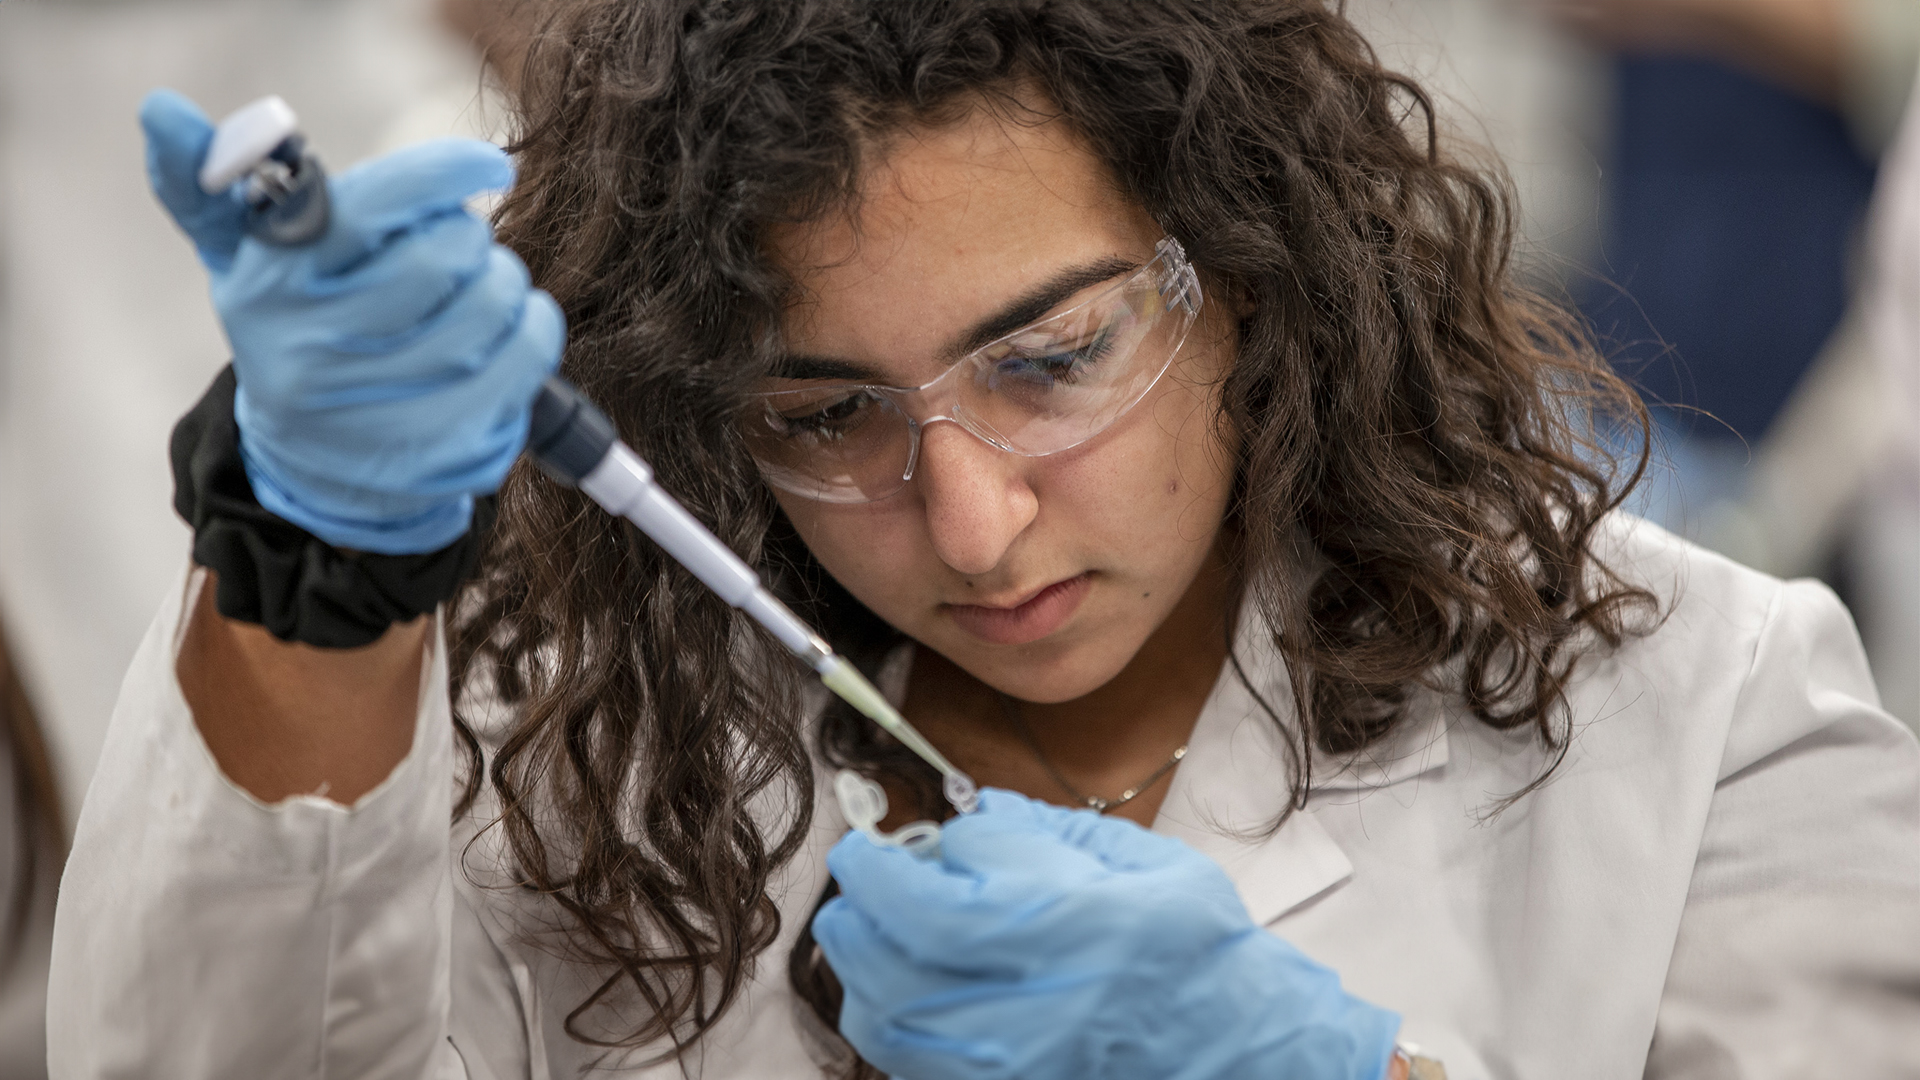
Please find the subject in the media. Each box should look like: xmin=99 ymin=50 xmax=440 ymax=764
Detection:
xmin=140 ymin=88 xmax=563 ymax=554
xmin=813 ymin=789 xmax=1400 ymax=1080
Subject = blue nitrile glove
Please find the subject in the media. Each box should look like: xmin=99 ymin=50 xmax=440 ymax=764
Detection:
xmin=813 ymin=789 xmax=1400 ymax=1080
xmin=140 ymin=88 xmax=562 ymax=554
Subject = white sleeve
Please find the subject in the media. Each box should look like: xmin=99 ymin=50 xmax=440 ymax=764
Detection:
xmin=1646 ymin=579 xmax=1920 ymax=1077
xmin=47 ymin=568 xmax=462 ymax=1080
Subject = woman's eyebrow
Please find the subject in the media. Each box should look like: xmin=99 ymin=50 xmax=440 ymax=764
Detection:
xmin=766 ymin=255 xmax=1139 ymax=382
xmin=767 ymin=355 xmax=883 ymax=381
xmin=943 ymin=255 xmax=1138 ymax=359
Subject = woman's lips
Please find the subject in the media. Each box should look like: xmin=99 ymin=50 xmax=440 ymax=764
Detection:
xmin=944 ymin=573 xmax=1092 ymax=646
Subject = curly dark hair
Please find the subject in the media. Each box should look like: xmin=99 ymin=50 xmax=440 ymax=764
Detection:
xmin=449 ymin=0 xmax=1656 ymax=1070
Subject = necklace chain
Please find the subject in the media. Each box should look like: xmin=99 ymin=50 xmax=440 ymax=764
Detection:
xmin=996 ymin=692 xmax=1188 ymax=814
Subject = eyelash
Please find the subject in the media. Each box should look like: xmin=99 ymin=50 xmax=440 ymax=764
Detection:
xmin=777 ymin=391 xmax=883 ymax=442
xmin=991 ymin=326 xmax=1118 ymax=388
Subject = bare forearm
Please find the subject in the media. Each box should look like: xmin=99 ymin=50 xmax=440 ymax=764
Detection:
xmin=177 ymin=573 xmax=428 ymax=804
xmin=1541 ymin=0 xmax=1846 ymax=104
xmin=1692 ymin=0 xmax=1846 ymax=102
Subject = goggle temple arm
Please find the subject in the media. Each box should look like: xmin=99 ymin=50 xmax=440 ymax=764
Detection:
xmin=1155 ymin=236 xmax=1203 ymax=316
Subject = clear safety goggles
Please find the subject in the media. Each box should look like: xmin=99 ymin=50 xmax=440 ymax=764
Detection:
xmin=741 ymin=237 xmax=1204 ymax=504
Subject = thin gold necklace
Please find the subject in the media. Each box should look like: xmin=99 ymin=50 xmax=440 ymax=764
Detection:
xmin=995 ymin=691 xmax=1187 ymax=814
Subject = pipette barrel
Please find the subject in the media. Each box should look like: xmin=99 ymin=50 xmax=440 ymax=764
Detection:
xmin=575 ymin=439 xmax=834 ymax=665
xmin=526 ymin=379 xmax=980 ymax=810
xmin=531 ymin=379 xmax=829 ymax=663
xmin=528 ymin=381 xmax=799 ymax=631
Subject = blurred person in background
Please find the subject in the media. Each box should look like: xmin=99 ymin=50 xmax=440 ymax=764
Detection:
xmin=1869 ymin=42 xmax=1920 ymax=471
xmin=1334 ymin=0 xmax=1918 ymax=723
xmin=1858 ymin=27 xmax=1920 ymax=737
xmin=1540 ymin=0 xmax=1920 ymax=727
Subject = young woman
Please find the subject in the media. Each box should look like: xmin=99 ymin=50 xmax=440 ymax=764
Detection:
xmin=49 ymin=2 xmax=1920 ymax=1077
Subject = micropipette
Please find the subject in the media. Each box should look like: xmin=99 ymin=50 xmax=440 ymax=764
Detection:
xmin=523 ymin=381 xmax=980 ymax=815
xmin=203 ymin=95 xmax=980 ymax=816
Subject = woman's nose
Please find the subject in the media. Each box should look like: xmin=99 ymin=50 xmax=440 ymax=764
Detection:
xmin=911 ymin=420 xmax=1039 ymax=576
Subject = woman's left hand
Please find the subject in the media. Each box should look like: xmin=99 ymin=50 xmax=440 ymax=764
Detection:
xmin=813 ymin=789 xmax=1401 ymax=1080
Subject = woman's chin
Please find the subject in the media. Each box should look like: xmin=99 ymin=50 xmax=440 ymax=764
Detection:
xmin=925 ymin=633 xmax=1137 ymax=706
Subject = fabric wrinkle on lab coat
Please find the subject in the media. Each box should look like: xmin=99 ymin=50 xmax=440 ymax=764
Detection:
xmin=45 ymin=515 xmax=1920 ymax=1079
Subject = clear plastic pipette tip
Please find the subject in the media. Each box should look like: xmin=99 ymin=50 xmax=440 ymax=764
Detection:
xmin=816 ymin=654 xmax=979 ymax=814
xmin=941 ymin=771 xmax=980 ymax=815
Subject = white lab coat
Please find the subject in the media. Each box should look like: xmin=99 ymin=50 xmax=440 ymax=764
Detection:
xmin=45 ymin=516 xmax=1920 ymax=1078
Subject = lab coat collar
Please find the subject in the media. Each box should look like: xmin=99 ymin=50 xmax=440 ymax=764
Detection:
xmin=1150 ymin=604 xmax=1450 ymax=926
xmin=1213 ymin=601 xmax=1453 ymax=790
xmin=876 ymin=602 xmax=1451 ymax=927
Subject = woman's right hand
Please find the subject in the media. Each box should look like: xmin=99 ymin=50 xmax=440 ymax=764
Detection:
xmin=140 ymin=88 xmax=563 ymax=556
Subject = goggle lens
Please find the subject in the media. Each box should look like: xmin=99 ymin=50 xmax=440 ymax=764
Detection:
xmin=742 ymin=237 xmax=1201 ymax=504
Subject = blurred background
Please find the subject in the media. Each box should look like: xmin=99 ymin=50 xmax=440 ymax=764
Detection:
xmin=0 ymin=0 xmax=1916 ymax=1071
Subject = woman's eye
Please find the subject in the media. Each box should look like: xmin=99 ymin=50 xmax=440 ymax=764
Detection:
xmin=992 ymin=327 xmax=1118 ymax=388
xmin=775 ymin=390 xmax=879 ymax=440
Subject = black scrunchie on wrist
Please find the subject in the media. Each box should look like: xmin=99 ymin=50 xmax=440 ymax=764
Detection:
xmin=170 ymin=365 xmax=496 ymax=649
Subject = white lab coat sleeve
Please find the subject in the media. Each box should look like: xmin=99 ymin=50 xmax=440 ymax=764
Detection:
xmin=1645 ymin=579 xmax=1920 ymax=1077
xmin=47 ymin=567 xmax=462 ymax=1080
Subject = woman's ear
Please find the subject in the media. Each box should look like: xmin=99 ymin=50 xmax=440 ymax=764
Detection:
xmin=1229 ymin=279 xmax=1257 ymax=320
xmin=1197 ymin=269 xmax=1257 ymax=323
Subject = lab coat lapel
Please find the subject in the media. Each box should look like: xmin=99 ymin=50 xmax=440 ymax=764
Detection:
xmin=1151 ymin=619 xmax=1351 ymax=927
xmin=1152 ymin=611 xmax=1449 ymax=926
